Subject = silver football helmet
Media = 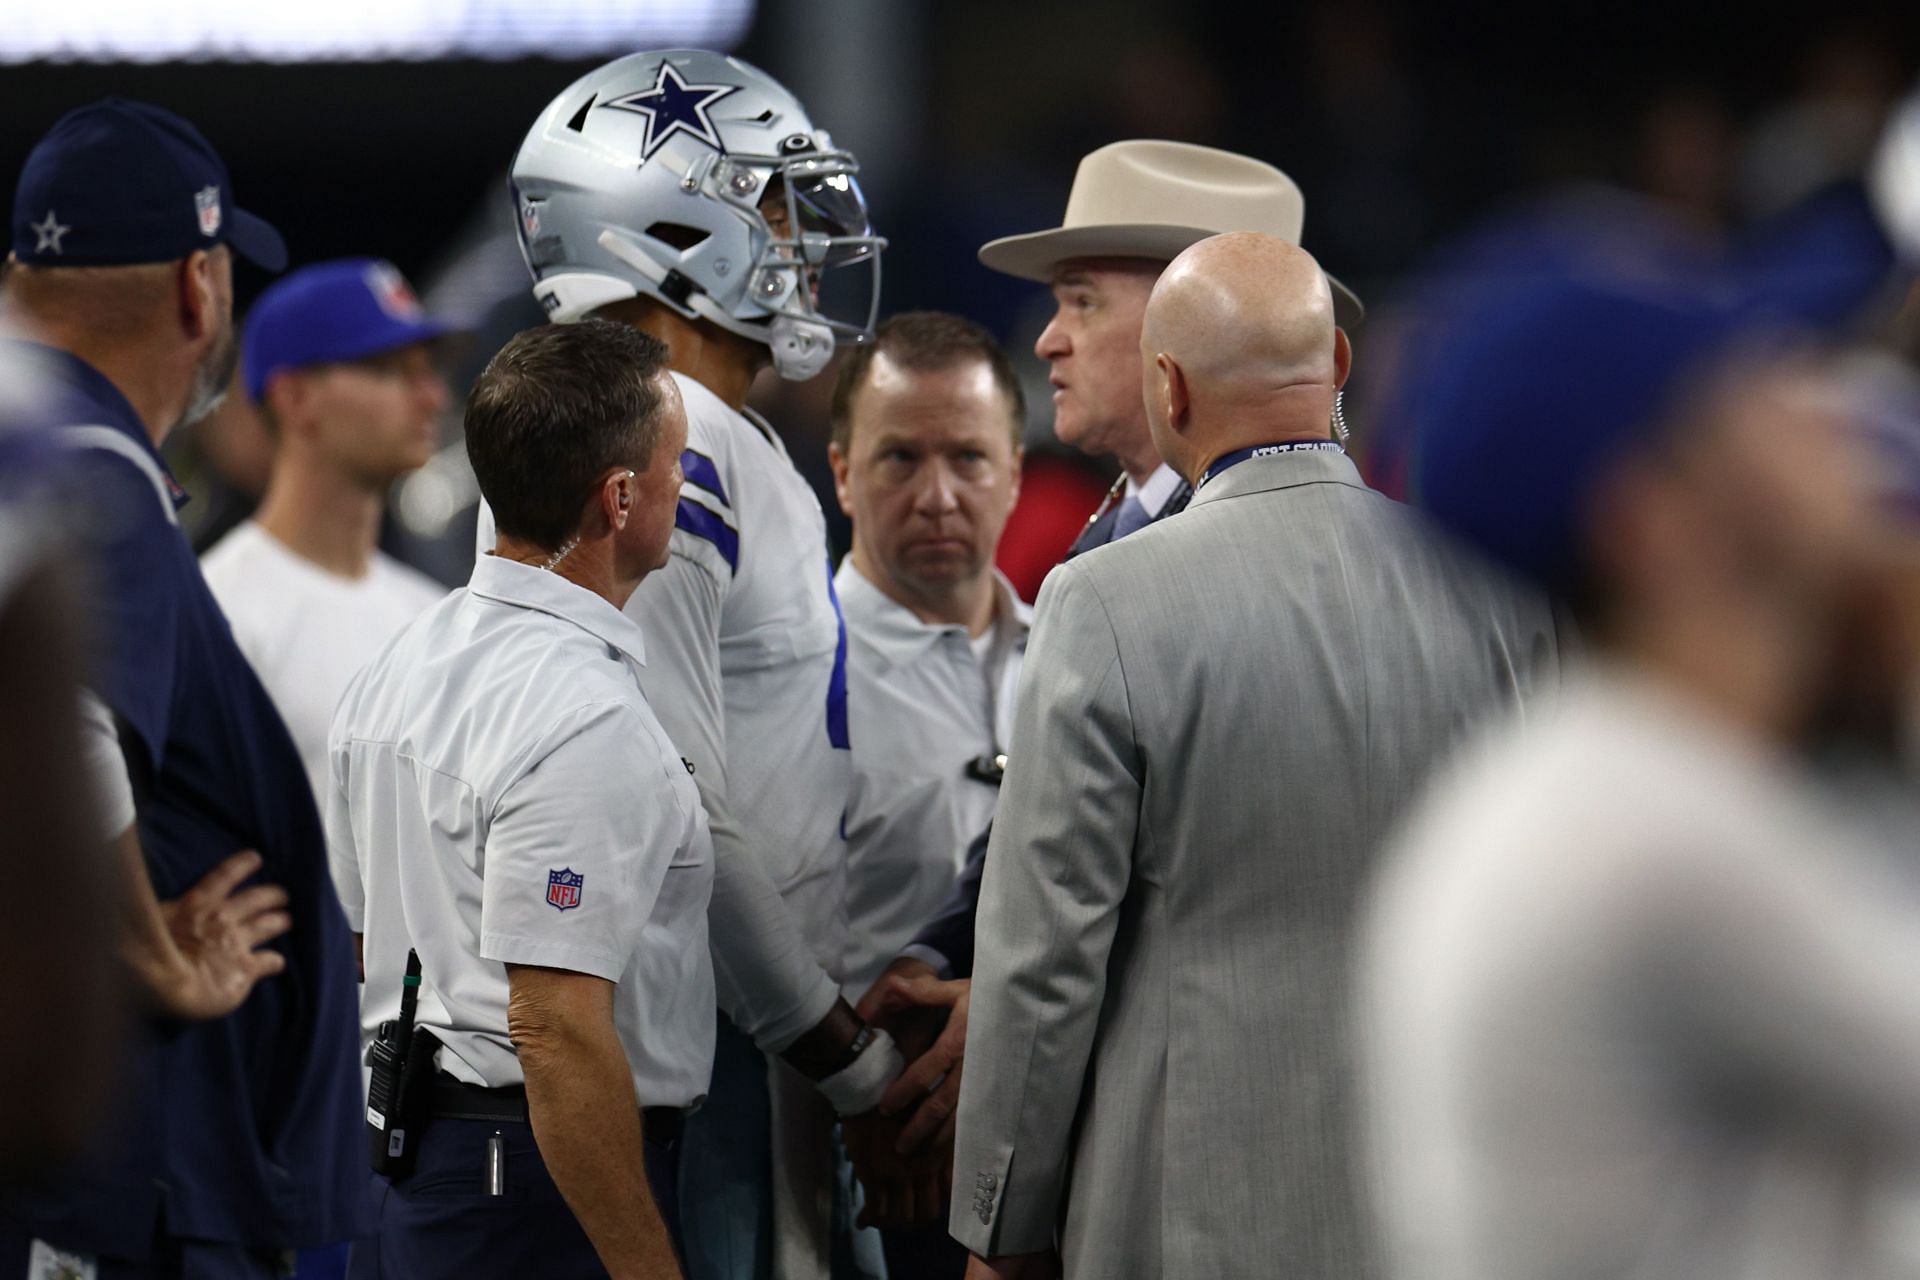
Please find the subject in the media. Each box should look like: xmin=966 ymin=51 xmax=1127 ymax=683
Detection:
xmin=510 ymin=49 xmax=885 ymax=381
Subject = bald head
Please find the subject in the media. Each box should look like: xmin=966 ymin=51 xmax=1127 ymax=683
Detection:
xmin=1140 ymin=232 xmax=1349 ymax=482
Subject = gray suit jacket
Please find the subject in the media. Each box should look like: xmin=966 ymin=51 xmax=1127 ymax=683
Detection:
xmin=950 ymin=449 xmax=1559 ymax=1277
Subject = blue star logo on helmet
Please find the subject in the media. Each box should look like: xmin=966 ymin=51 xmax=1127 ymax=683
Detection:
xmin=603 ymin=61 xmax=739 ymax=161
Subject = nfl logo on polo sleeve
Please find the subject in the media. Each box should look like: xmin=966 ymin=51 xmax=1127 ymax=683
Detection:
xmin=546 ymin=867 xmax=584 ymax=912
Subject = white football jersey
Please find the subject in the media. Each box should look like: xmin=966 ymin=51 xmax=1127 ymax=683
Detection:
xmin=638 ymin=372 xmax=852 ymax=969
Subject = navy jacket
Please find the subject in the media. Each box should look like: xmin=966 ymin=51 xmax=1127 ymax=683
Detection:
xmin=1 ymin=346 xmax=366 ymax=1259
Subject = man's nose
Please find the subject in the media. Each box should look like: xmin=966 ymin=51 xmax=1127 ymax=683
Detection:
xmin=418 ymin=372 xmax=450 ymax=418
xmin=914 ymin=461 xmax=961 ymax=514
xmin=1035 ymin=314 xmax=1070 ymax=361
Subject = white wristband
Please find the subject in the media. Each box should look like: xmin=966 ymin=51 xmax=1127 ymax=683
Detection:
xmin=815 ymin=1027 xmax=904 ymax=1117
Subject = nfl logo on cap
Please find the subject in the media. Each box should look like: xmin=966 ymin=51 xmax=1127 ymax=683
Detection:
xmin=195 ymin=185 xmax=221 ymax=237
xmin=366 ymin=260 xmax=425 ymax=321
xmin=546 ymin=868 xmax=584 ymax=912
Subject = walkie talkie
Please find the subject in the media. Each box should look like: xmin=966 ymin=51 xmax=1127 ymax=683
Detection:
xmin=367 ymin=949 xmax=430 ymax=1177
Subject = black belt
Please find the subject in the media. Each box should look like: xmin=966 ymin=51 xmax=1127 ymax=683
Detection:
xmin=428 ymin=1076 xmax=688 ymax=1144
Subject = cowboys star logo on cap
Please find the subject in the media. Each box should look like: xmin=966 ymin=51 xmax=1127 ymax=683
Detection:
xmin=602 ymin=61 xmax=739 ymax=161
xmin=195 ymin=185 xmax=221 ymax=237
xmin=30 ymin=210 xmax=69 ymax=255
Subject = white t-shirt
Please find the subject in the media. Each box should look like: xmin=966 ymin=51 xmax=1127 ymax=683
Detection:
xmin=1362 ymin=670 xmax=1920 ymax=1280
xmin=202 ymin=521 xmax=444 ymax=805
xmin=327 ymin=555 xmax=714 ymax=1107
xmin=838 ymin=563 xmax=1029 ymax=998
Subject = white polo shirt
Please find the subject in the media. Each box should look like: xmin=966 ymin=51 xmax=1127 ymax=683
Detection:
xmin=838 ymin=562 xmax=1030 ymax=997
xmin=475 ymin=370 xmax=850 ymax=1049
xmin=326 ymin=554 xmax=714 ymax=1108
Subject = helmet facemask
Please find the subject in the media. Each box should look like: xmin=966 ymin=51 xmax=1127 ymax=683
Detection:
xmin=715 ymin=145 xmax=883 ymax=380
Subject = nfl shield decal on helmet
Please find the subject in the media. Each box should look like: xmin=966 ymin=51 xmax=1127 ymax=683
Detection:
xmin=546 ymin=867 xmax=584 ymax=912
xmin=195 ymin=185 xmax=222 ymax=237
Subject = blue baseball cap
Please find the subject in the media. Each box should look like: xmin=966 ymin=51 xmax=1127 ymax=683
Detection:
xmin=1410 ymin=275 xmax=1762 ymax=592
xmin=1406 ymin=185 xmax=1902 ymax=593
xmin=243 ymin=258 xmax=460 ymax=400
xmin=11 ymin=98 xmax=286 ymax=271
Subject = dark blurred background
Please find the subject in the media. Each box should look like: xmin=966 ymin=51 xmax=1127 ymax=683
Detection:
xmin=7 ymin=0 xmax=1917 ymax=580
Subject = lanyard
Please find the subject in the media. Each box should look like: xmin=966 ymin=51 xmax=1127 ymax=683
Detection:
xmin=1198 ymin=440 xmax=1344 ymax=490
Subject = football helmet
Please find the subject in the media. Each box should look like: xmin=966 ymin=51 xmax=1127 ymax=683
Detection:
xmin=511 ymin=49 xmax=885 ymax=380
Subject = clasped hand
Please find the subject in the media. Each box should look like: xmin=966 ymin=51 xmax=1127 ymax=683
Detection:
xmin=844 ymin=957 xmax=972 ymax=1228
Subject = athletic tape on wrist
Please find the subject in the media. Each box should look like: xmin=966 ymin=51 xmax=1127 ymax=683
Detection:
xmin=815 ymin=1027 xmax=904 ymax=1116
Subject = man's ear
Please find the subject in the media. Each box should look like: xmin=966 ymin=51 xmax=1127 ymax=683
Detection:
xmin=1333 ymin=327 xmax=1353 ymax=391
xmin=178 ymin=249 xmax=220 ymax=345
xmin=599 ymin=466 xmax=634 ymax=533
xmin=1159 ymin=352 xmax=1191 ymax=435
xmin=828 ymin=441 xmax=855 ymax=520
xmin=262 ymin=370 xmax=309 ymax=440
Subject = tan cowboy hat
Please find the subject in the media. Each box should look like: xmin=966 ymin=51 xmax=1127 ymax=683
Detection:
xmin=978 ymin=138 xmax=1364 ymax=328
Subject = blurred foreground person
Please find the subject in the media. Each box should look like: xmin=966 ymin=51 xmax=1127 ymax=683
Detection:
xmin=1 ymin=100 xmax=365 ymax=1277
xmin=0 ymin=344 xmax=121 ymax=1186
xmin=953 ymin=233 xmax=1555 ymax=1280
xmin=331 ymin=322 xmax=708 ymax=1279
xmin=202 ymin=258 xmax=454 ymax=805
xmin=1363 ymin=252 xmax=1920 ymax=1279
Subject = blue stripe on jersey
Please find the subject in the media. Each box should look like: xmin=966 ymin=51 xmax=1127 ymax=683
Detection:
xmin=675 ymin=498 xmax=740 ymax=574
xmin=824 ymin=551 xmax=850 ymax=750
xmin=681 ymin=449 xmax=730 ymax=508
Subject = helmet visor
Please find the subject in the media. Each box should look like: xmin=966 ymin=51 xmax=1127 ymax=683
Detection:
xmin=783 ymin=159 xmax=876 ymax=267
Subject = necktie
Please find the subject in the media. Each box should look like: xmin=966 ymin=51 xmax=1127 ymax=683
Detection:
xmin=1111 ymin=494 xmax=1152 ymax=540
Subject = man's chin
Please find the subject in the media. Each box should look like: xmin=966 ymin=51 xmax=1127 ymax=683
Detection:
xmin=899 ymin=554 xmax=980 ymax=589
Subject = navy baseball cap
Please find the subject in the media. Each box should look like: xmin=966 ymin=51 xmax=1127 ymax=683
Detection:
xmin=11 ymin=98 xmax=286 ymax=271
xmin=243 ymin=258 xmax=460 ymax=400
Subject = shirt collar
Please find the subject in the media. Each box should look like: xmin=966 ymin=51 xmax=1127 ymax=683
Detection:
xmin=1123 ymin=462 xmax=1185 ymax=516
xmin=467 ymin=554 xmax=648 ymax=667
xmin=835 ymin=561 xmax=1031 ymax=674
xmin=15 ymin=339 xmax=187 ymax=507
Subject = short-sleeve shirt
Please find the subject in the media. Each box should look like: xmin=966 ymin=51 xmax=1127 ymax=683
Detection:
xmin=327 ymin=555 xmax=715 ymax=1107
xmin=201 ymin=520 xmax=445 ymax=805
xmin=0 ymin=343 xmax=366 ymax=1259
xmin=474 ymin=370 xmax=854 ymax=988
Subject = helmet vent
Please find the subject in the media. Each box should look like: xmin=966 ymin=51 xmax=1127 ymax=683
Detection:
xmin=646 ymin=222 xmax=711 ymax=251
xmin=753 ymin=109 xmax=776 ymax=123
xmin=566 ymin=94 xmax=598 ymax=133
